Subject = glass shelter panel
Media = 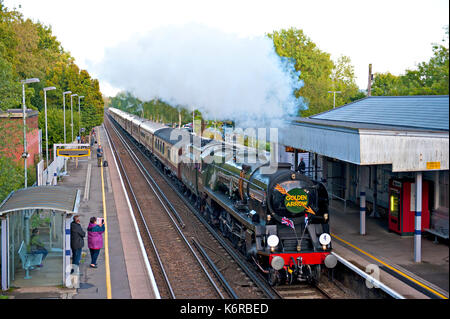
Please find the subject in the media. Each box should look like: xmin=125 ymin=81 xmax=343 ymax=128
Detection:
xmin=9 ymin=209 xmax=64 ymax=287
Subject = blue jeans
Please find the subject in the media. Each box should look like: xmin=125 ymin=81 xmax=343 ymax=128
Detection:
xmin=72 ymin=248 xmax=82 ymax=266
xmin=90 ymin=249 xmax=100 ymax=265
xmin=31 ymin=248 xmax=48 ymax=262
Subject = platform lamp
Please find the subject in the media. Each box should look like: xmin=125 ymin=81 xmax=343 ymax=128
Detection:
xmin=62 ymin=91 xmax=72 ymax=173
xmin=62 ymin=91 xmax=72 ymax=144
xmin=70 ymin=94 xmax=78 ymax=142
xmin=43 ymin=86 xmax=56 ymax=172
xmin=20 ymin=77 xmax=40 ymax=188
xmin=328 ymin=91 xmax=342 ymax=108
xmin=78 ymin=96 xmax=84 ymax=138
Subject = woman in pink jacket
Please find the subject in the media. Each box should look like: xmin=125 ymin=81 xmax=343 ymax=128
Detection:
xmin=87 ymin=217 xmax=105 ymax=268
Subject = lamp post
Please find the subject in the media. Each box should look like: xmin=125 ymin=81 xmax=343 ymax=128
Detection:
xmin=20 ymin=78 xmax=40 ymax=188
xmin=43 ymin=86 xmax=56 ymax=172
xmin=70 ymin=94 xmax=77 ymax=142
xmin=78 ymin=96 xmax=84 ymax=138
xmin=328 ymin=91 xmax=342 ymax=108
xmin=62 ymin=91 xmax=72 ymax=144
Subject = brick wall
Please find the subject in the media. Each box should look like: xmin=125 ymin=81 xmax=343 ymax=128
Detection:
xmin=0 ymin=110 xmax=40 ymax=167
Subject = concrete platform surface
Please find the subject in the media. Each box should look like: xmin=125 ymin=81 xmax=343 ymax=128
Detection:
xmin=329 ymin=199 xmax=449 ymax=299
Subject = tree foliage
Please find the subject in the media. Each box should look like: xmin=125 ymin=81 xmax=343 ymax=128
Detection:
xmin=109 ymin=91 xmax=198 ymax=126
xmin=0 ymin=1 xmax=104 ymax=201
xmin=268 ymin=28 xmax=363 ymax=116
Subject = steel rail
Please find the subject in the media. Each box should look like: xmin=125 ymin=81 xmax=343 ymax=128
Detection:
xmin=107 ymin=117 xmax=226 ymax=299
xmin=192 ymin=237 xmax=239 ymax=299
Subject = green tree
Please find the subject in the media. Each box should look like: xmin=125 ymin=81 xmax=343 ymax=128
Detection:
xmin=268 ymin=28 xmax=334 ymax=116
xmin=1 ymin=1 xmax=102 ymax=200
xmin=268 ymin=28 xmax=364 ymax=116
xmin=330 ymin=55 xmax=365 ymax=106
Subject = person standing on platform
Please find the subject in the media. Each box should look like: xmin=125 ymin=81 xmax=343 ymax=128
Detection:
xmin=97 ymin=144 xmax=103 ymax=167
xmin=70 ymin=215 xmax=85 ymax=273
xmin=298 ymin=157 xmax=306 ymax=174
xmin=87 ymin=217 xmax=105 ymax=268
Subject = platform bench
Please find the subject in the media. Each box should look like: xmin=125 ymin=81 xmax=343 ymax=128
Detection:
xmin=18 ymin=241 xmax=43 ymax=279
xmin=424 ymin=228 xmax=449 ymax=244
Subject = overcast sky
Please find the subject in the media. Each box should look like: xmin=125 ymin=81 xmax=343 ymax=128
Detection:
xmin=4 ymin=0 xmax=449 ymax=97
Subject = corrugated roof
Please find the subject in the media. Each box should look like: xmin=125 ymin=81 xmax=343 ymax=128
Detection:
xmin=311 ymin=96 xmax=449 ymax=131
xmin=0 ymin=186 xmax=80 ymax=215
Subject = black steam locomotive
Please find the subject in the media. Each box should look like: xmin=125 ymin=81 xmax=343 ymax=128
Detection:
xmin=108 ymin=107 xmax=337 ymax=285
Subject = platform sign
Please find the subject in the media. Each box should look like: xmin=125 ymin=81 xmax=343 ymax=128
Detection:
xmin=57 ymin=148 xmax=90 ymax=157
xmin=426 ymin=162 xmax=440 ymax=170
xmin=54 ymin=143 xmax=90 ymax=159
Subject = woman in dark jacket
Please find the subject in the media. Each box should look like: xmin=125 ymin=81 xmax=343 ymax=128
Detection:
xmin=87 ymin=217 xmax=105 ymax=268
xmin=70 ymin=215 xmax=85 ymax=271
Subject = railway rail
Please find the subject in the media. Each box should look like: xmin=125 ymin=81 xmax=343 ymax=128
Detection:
xmin=105 ymin=113 xmax=345 ymax=299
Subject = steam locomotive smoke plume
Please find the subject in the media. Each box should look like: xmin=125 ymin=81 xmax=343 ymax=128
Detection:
xmin=95 ymin=24 xmax=305 ymax=129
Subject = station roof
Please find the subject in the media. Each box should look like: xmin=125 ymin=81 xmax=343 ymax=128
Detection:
xmin=307 ymin=95 xmax=449 ymax=131
xmin=281 ymin=95 xmax=449 ymax=172
xmin=0 ymin=186 xmax=80 ymax=216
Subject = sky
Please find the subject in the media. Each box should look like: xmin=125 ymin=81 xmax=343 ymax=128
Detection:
xmin=4 ymin=0 xmax=449 ymax=97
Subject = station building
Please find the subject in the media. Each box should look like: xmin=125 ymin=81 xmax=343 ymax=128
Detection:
xmin=277 ymin=95 xmax=449 ymax=243
xmin=0 ymin=109 xmax=41 ymax=167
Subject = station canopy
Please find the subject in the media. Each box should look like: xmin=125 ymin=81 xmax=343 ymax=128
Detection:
xmin=280 ymin=95 xmax=449 ymax=172
xmin=0 ymin=186 xmax=80 ymax=216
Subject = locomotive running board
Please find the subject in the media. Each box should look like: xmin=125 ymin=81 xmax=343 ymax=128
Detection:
xmin=203 ymin=187 xmax=256 ymax=231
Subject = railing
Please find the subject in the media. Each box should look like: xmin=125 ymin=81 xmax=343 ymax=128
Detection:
xmin=326 ymin=177 xmax=347 ymax=212
xmin=41 ymin=156 xmax=67 ymax=186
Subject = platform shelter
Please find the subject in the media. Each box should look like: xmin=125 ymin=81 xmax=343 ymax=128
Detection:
xmin=0 ymin=186 xmax=80 ymax=290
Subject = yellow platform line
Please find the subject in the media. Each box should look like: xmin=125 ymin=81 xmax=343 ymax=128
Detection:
xmin=98 ymin=128 xmax=112 ymax=299
xmin=331 ymin=233 xmax=448 ymax=299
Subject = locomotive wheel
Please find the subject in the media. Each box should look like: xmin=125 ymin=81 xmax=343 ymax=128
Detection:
xmin=268 ymin=269 xmax=280 ymax=286
xmin=311 ymin=265 xmax=321 ymax=284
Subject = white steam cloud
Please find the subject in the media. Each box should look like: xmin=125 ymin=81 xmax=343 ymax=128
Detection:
xmin=95 ymin=23 xmax=305 ymax=128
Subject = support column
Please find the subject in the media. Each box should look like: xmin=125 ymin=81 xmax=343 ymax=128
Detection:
xmin=360 ymin=191 xmax=366 ymax=235
xmin=314 ymin=153 xmax=318 ymax=180
xmin=294 ymin=149 xmax=298 ymax=172
xmin=1 ymin=216 xmax=8 ymax=291
xmin=414 ymin=172 xmax=422 ymax=263
xmin=345 ymin=163 xmax=350 ymax=201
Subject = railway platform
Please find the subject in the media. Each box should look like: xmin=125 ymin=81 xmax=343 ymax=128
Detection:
xmin=4 ymin=125 xmax=157 ymax=299
xmin=329 ymin=199 xmax=449 ymax=299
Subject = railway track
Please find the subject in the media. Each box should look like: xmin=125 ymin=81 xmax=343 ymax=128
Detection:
xmin=105 ymin=117 xmax=230 ymax=299
xmin=104 ymin=114 xmax=345 ymax=299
